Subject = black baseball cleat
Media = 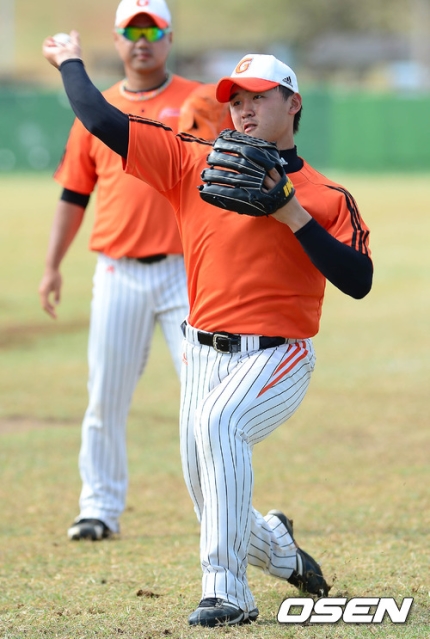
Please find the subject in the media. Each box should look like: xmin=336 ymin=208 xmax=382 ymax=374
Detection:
xmin=188 ymin=598 xmax=259 ymax=627
xmin=267 ymin=510 xmax=330 ymax=597
xmin=67 ymin=518 xmax=112 ymax=541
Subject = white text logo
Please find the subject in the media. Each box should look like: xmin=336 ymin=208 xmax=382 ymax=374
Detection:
xmin=277 ymin=597 xmax=414 ymax=624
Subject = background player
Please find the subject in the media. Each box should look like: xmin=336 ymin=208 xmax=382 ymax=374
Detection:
xmin=42 ymin=37 xmax=373 ymax=626
xmin=38 ymin=0 xmax=200 ymax=541
xmin=178 ymin=83 xmax=233 ymax=141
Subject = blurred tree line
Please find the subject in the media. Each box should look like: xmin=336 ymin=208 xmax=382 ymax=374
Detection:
xmin=168 ymin=0 xmax=430 ymax=89
xmin=2 ymin=0 xmax=428 ymax=86
xmin=173 ymin=0 xmax=412 ymax=54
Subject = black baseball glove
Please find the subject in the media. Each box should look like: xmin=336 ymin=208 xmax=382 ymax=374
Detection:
xmin=199 ymin=129 xmax=295 ymax=216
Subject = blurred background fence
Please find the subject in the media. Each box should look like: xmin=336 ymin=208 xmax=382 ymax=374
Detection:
xmin=1 ymin=87 xmax=430 ymax=173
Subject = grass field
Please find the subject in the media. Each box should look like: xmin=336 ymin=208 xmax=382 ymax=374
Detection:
xmin=0 ymin=172 xmax=429 ymax=638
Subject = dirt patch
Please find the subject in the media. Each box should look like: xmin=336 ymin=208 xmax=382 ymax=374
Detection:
xmin=0 ymin=320 xmax=88 ymax=350
xmin=0 ymin=416 xmax=77 ymax=434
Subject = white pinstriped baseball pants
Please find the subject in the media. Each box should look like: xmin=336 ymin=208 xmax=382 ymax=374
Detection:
xmin=78 ymin=253 xmax=188 ymax=532
xmin=180 ymin=323 xmax=316 ymax=613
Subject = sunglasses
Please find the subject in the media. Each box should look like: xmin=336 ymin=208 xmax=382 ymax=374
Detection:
xmin=116 ymin=26 xmax=171 ymax=43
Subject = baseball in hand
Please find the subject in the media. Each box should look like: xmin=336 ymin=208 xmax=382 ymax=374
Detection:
xmin=52 ymin=33 xmax=71 ymax=45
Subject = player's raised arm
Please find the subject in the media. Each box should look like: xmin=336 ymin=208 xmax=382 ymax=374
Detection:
xmin=42 ymin=31 xmax=129 ymax=158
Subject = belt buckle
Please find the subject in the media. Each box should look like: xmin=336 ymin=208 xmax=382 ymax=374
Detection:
xmin=212 ymin=333 xmax=231 ymax=353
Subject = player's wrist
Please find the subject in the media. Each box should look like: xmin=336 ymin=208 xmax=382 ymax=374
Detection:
xmin=59 ymin=55 xmax=82 ymax=69
xmin=272 ymin=197 xmax=311 ymax=231
xmin=44 ymin=262 xmax=61 ymax=273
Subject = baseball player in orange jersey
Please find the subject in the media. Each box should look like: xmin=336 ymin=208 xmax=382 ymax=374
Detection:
xmin=178 ymin=83 xmax=234 ymax=141
xmin=38 ymin=0 xmax=200 ymax=541
xmin=43 ymin=38 xmax=373 ymax=626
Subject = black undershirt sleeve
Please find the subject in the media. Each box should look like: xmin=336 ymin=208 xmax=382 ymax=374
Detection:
xmin=294 ymin=218 xmax=373 ymax=299
xmin=60 ymin=188 xmax=90 ymax=208
xmin=59 ymin=59 xmax=129 ymax=158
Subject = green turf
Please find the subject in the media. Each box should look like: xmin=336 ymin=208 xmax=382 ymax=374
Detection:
xmin=0 ymin=173 xmax=429 ymax=637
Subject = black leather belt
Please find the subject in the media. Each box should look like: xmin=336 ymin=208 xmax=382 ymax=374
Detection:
xmin=182 ymin=322 xmax=288 ymax=354
xmin=134 ymin=254 xmax=167 ymax=264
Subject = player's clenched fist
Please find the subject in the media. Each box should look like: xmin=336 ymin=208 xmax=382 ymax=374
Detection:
xmin=42 ymin=30 xmax=82 ymax=69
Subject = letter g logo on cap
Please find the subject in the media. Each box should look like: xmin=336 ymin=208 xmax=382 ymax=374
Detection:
xmin=235 ymin=57 xmax=253 ymax=74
